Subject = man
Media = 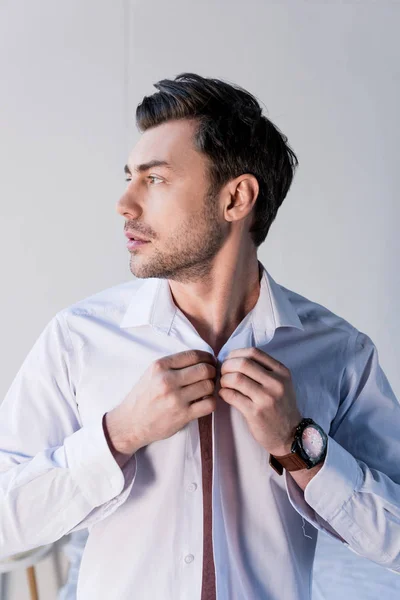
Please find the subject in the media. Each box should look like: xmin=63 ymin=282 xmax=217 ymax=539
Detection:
xmin=0 ymin=73 xmax=399 ymax=600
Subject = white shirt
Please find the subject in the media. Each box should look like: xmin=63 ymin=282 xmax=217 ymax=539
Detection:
xmin=1 ymin=260 xmax=399 ymax=600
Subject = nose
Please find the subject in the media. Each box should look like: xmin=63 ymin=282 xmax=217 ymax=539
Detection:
xmin=115 ymin=184 xmax=143 ymax=219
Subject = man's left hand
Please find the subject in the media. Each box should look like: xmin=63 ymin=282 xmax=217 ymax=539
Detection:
xmin=218 ymin=347 xmax=303 ymax=456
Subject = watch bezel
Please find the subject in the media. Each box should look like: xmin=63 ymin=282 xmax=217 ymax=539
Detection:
xmin=290 ymin=418 xmax=328 ymax=469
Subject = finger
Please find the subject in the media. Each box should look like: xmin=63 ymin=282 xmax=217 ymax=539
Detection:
xmin=225 ymin=347 xmax=287 ymax=375
xmin=188 ymin=396 xmax=216 ymax=420
xmin=220 ymin=372 xmax=262 ymax=401
xmin=181 ymin=378 xmax=216 ymax=404
xmin=175 ymin=361 xmax=217 ymax=387
xmin=158 ymin=349 xmax=217 ymax=371
xmin=219 ymin=387 xmax=253 ymax=413
xmin=221 ymin=356 xmax=278 ymax=388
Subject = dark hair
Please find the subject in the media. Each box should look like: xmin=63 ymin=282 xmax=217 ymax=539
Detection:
xmin=135 ymin=72 xmax=299 ymax=248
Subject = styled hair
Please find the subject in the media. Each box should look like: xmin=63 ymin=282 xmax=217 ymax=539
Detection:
xmin=135 ymin=73 xmax=299 ymax=248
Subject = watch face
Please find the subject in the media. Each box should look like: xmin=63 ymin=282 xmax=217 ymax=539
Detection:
xmin=301 ymin=426 xmax=324 ymax=459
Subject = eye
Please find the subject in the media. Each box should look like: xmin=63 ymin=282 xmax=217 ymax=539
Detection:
xmin=147 ymin=175 xmax=163 ymax=185
xmin=124 ymin=175 xmax=163 ymax=184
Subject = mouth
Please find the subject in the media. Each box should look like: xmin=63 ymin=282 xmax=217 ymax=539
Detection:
xmin=124 ymin=230 xmax=151 ymax=242
xmin=127 ymin=239 xmax=150 ymax=250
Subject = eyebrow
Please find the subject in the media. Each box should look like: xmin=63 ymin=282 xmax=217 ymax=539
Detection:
xmin=124 ymin=160 xmax=176 ymax=175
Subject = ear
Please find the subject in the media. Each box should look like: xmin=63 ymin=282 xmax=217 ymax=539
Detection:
xmin=224 ymin=174 xmax=259 ymax=225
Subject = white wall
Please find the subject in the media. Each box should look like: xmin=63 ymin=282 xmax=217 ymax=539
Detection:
xmin=0 ymin=0 xmax=129 ymax=402
xmin=1 ymin=1 xmax=399 ymax=598
xmin=0 ymin=1 xmax=126 ymax=598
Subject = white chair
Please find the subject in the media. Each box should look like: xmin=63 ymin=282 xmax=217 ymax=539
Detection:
xmin=0 ymin=544 xmax=54 ymax=600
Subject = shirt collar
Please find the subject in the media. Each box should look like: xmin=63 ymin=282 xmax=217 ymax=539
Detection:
xmin=119 ymin=259 xmax=304 ymax=343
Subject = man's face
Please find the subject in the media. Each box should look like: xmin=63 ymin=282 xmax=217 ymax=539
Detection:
xmin=116 ymin=118 xmax=227 ymax=282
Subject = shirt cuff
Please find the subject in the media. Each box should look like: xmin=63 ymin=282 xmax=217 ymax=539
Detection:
xmin=304 ymin=436 xmax=363 ymax=521
xmin=64 ymin=412 xmax=131 ymax=508
xmin=284 ymin=436 xmax=363 ymax=539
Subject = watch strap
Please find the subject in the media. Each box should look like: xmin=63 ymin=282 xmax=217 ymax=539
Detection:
xmin=269 ymin=451 xmax=308 ymax=476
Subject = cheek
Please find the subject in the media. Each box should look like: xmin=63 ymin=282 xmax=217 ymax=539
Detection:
xmin=147 ymin=184 xmax=205 ymax=234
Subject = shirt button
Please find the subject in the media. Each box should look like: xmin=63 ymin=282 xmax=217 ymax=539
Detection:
xmin=187 ymin=482 xmax=197 ymax=492
xmin=184 ymin=554 xmax=194 ymax=564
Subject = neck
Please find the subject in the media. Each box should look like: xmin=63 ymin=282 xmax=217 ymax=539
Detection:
xmin=168 ymin=250 xmax=262 ymax=356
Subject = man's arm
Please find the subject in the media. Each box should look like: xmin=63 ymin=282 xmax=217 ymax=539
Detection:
xmin=290 ymin=461 xmax=324 ymax=490
xmin=103 ymin=408 xmax=142 ymax=469
xmin=284 ymin=331 xmax=400 ymax=572
xmin=0 ymin=311 xmax=137 ymax=559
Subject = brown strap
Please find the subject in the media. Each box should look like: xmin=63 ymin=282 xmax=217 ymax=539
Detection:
xmin=269 ymin=452 xmax=307 ymax=475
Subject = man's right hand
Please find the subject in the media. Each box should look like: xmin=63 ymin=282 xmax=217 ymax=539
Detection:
xmin=104 ymin=350 xmax=218 ymax=460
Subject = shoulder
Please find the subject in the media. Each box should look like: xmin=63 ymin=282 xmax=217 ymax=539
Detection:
xmin=55 ymin=278 xmax=145 ymax=345
xmin=279 ymin=282 xmax=359 ymax=342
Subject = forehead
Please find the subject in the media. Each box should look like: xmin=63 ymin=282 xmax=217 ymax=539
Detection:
xmin=128 ymin=119 xmax=203 ymax=173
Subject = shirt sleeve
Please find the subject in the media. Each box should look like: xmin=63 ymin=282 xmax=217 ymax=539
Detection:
xmin=0 ymin=311 xmax=137 ymax=560
xmin=284 ymin=330 xmax=400 ymax=574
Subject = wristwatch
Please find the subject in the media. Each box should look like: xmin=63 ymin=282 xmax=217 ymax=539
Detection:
xmin=269 ymin=418 xmax=328 ymax=476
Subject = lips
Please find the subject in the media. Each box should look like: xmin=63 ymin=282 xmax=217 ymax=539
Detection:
xmin=127 ymin=239 xmax=149 ymax=250
xmin=124 ymin=231 xmax=150 ymax=242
